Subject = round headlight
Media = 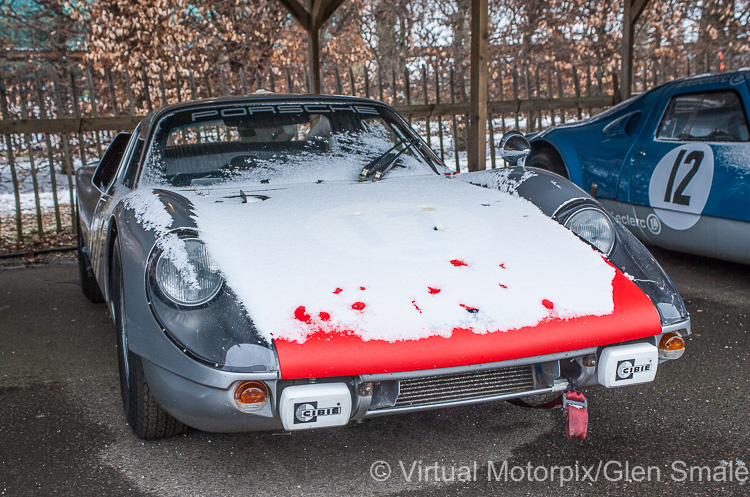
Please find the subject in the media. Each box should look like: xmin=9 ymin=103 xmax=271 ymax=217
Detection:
xmin=564 ymin=207 xmax=615 ymax=255
xmin=155 ymin=237 xmax=223 ymax=306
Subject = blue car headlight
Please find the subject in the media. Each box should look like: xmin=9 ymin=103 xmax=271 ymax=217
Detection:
xmin=154 ymin=236 xmax=223 ymax=306
xmin=563 ymin=207 xmax=615 ymax=256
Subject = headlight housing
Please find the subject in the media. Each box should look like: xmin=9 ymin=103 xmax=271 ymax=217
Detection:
xmin=563 ymin=207 xmax=615 ymax=256
xmin=153 ymin=235 xmax=223 ymax=306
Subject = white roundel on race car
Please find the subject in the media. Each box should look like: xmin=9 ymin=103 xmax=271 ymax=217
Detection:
xmin=648 ymin=143 xmax=714 ymax=230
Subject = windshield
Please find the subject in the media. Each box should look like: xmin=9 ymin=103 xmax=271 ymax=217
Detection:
xmin=140 ymin=102 xmax=443 ymax=188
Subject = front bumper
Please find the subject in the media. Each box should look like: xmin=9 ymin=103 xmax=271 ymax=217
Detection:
xmin=142 ymin=319 xmax=689 ymax=432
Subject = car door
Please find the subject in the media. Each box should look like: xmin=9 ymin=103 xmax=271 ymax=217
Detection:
xmin=88 ymin=129 xmax=142 ymax=283
xmin=628 ymin=77 xmax=750 ymax=239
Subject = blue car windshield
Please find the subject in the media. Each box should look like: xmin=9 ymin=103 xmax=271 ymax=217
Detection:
xmin=140 ymin=103 xmax=443 ymax=188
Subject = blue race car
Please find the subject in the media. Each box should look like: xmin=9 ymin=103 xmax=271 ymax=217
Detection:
xmin=528 ymin=70 xmax=750 ymax=264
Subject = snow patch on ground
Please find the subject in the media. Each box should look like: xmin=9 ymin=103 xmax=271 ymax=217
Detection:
xmin=187 ymin=174 xmax=615 ymax=344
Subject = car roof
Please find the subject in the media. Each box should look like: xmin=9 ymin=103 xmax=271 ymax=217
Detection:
xmin=650 ymin=68 xmax=749 ymax=93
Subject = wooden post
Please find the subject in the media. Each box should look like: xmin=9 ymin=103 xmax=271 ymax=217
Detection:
xmin=286 ymin=67 xmax=294 ymax=93
xmin=585 ymin=64 xmax=592 ymax=117
xmin=524 ymin=65 xmax=532 ymax=132
xmin=391 ymin=66 xmax=398 ymax=105
xmin=69 ymin=68 xmax=87 ymax=165
xmin=189 ymin=71 xmax=198 ymax=100
xmin=158 ymin=67 xmax=168 ymax=107
xmin=124 ymin=69 xmax=135 ymax=115
xmin=277 ymin=1 xmax=346 ymax=94
xmin=403 ymin=65 xmax=411 ymax=123
xmin=269 ymin=66 xmax=276 ymax=93
xmin=142 ymin=67 xmax=153 ymax=112
xmin=220 ymin=68 xmax=228 ymax=95
xmin=422 ymin=65 xmax=431 ymax=146
xmin=334 ymin=65 xmax=343 ymax=94
xmin=571 ymin=63 xmax=582 ymax=121
xmin=35 ymin=72 xmax=62 ymax=233
xmin=51 ymin=71 xmax=76 ymax=229
xmin=174 ymin=69 xmax=182 ymax=102
xmin=512 ymin=64 xmax=520 ymax=130
xmin=450 ymin=66 xmax=460 ymax=173
xmin=348 ymin=66 xmax=356 ymax=96
xmin=378 ymin=64 xmax=384 ymax=101
xmin=0 ymin=77 xmax=24 ymax=240
xmin=307 ymin=27 xmax=321 ymax=93
xmin=18 ymin=81 xmax=44 ymax=235
xmin=363 ymin=65 xmax=370 ymax=98
xmin=85 ymin=67 xmax=103 ymax=157
xmin=545 ymin=66 xmax=553 ymax=127
xmin=203 ymin=71 xmax=213 ymax=98
xmin=240 ymin=68 xmax=248 ymax=95
xmin=498 ymin=62 xmax=507 ymax=135
xmin=467 ymin=0 xmax=488 ymax=171
xmin=556 ymin=65 xmax=566 ymax=124
xmin=487 ymin=69 xmax=496 ymax=169
xmin=435 ymin=63 xmax=445 ymax=162
xmin=619 ymin=0 xmax=651 ymax=101
xmin=534 ymin=66 xmax=541 ymax=129
xmin=105 ymin=67 xmax=119 ymax=116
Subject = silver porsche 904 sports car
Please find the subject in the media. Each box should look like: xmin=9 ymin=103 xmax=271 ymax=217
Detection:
xmin=77 ymin=94 xmax=690 ymax=440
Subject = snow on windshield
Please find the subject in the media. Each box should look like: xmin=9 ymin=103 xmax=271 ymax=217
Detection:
xmin=140 ymin=104 xmax=439 ymax=188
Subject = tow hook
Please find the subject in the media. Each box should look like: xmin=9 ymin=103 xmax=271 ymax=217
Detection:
xmin=562 ymin=390 xmax=588 ymax=440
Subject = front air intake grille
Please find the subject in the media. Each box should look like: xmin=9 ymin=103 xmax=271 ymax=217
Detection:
xmin=391 ymin=365 xmax=536 ymax=408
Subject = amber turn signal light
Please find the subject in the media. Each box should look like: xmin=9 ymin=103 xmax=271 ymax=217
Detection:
xmin=233 ymin=381 xmax=268 ymax=413
xmin=658 ymin=332 xmax=685 ymax=360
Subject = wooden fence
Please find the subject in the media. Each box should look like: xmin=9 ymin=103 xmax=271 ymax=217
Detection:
xmin=0 ymin=53 xmax=742 ymax=248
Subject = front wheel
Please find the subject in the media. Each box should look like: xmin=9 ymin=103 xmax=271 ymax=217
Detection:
xmin=112 ymin=241 xmax=188 ymax=439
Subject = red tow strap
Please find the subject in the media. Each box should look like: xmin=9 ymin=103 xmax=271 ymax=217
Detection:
xmin=562 ymin=391 xmax=588 ymax=440
xmin=507 ymin=390 xmax=589 ymax=440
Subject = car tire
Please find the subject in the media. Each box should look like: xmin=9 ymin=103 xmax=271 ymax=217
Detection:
xmin=77 ymin=215 xmax=105 ymax=303
xmin=527 ymin=148 xmax=568 ymax=178
xmin=112 ymin=241 xmax=189 ymax=439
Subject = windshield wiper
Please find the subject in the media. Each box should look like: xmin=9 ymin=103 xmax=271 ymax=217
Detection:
xmin=359 ymin=138 xmax=418 ymax=182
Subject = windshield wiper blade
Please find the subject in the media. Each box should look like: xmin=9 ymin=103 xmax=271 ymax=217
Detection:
xmin=359 ymin=138 xmax=418 ymax=182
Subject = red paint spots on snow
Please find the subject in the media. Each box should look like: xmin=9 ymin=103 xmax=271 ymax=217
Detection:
xmin=542 ymin=299 xmax=555 ymax=310
xmin=319 ymin=312 xmax=331 ymax=321
xmin=352 ymin=302 xmax=366 ymax=311
xmin=360 ymin=286 xmax=366 ymax=291
xmin=333 ymin=288 xmax=343 ymax=294
xmin=460 ymin=304 xmax=477 ymax=312
xmin=450 ymin=259 xmax=468 ymax=267
xmin=428 ymin=287 xmax=441 ymax=294
xmin=412 ymin=300 xmax=422 ymax=313
xmin=273 ymin=270 xmax=662 ymax=378
xmin=294 ymin=306 xmax=311 ymax=323
xmin=498 ymin=263 xmax=506 ymax=269
xmin=499 ymin=284 xmax=508 ymax=289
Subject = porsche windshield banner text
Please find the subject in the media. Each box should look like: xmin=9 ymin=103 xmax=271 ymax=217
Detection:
xmin=191 ymin=103 xmax=380 ymax=122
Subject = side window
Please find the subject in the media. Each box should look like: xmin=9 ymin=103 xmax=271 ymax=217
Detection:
xmin=121 ymin=137 xmax=144 ymax=189
xmin=657 ymin=90 xmax=749 ymax=142
xmin=92 ymin=132 xmax=132 ymax=191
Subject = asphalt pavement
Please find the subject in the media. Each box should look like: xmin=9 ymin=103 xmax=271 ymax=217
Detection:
xmin=0 ymin=247 xmax=747 ymax=497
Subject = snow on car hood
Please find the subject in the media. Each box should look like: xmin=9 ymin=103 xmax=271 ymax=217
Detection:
xmin=185 ymin=174 xmax=616 ymax=344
